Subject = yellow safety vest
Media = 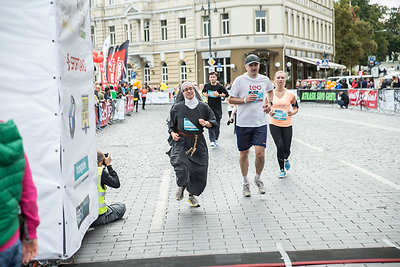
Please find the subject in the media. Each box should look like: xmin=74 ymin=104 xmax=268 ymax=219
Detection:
xmin=98 ymin=167 xmax=108 ymax=215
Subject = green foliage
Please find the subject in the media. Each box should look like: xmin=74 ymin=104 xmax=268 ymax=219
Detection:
xmin=334 ymin=0 xmax=398 ymax=65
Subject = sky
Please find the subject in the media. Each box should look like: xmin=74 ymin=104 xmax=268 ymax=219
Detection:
xmin=368 ymin=0 xmax=399 ymax=8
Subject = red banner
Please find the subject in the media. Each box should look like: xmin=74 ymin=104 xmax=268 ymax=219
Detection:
xmin=125 ymin=96 xmax=134 ymax=113
xmin=99 ymin=62 xmax=107 ymax=87
xmin=106 ymin=40 xmax=129 ymax=88
xmin=348 ymin=89 xmax=378 ymax=109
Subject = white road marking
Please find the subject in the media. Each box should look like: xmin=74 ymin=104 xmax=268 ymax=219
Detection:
xmin=293 ymin=137 xmax=324 ymax=152
xmin=150 ymin=169 xmax=172 ymax=231
xmin=275 ymin=242 xmax=292 ymax=267
xmin=294 ymin=138 xmax=400 ymax=190
xmin=383 ymin=239 xmax=400 ymax=250
xmin=301 ymin=113 xmax=400 ymax=133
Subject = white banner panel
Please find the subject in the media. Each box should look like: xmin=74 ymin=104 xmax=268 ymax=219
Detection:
xmin=0 ymin=0 xmax=97 ymax=260
xmin=57 ymin=1 xmax=98 ymax=258
xmin=148 ymin=92 xmax=171 ymax=104
xmin=0 ymin=0 xmax=64 ymax=259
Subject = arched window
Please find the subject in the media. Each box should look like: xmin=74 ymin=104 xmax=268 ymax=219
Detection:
xmin=161 ymin=63 xmax=168 ymax=84
xmin=144 ymin=64 xmax=150 ymax=85
xmin=180 ymin=62 xmax=187 ymax=82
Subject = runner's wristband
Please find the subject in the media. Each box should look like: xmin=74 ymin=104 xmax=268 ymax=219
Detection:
xmin=243 ymin=98 xmax=247 ymax=104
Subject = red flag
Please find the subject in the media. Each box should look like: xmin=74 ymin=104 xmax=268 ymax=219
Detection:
xmin=106 ymin=40 xmax=129 ymax=88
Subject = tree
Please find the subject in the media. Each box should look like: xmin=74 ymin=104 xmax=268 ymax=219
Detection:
xmin=385 ymin=8 xmax=400 ymax=61
xmin=334 ymin=0 xmax=363 ymax=68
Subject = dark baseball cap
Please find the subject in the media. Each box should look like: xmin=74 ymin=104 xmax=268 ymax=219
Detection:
xmin=245 ymin=54 xmax=260 ymax=65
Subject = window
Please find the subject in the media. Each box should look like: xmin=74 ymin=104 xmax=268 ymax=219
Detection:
xmin=144 ymin=21 xmax=150 ymax=42
xmin=106 ymin=0 xmax=114 ymax=5
xmin=221 ymin=13 xmax=229 ymax=35
xmin=179 ymin=18 xmax=186 ymax=39
xmin=91 ymin=26 xmax=95 ymax=46
xmin=203 ymin=16 xmax=209 ymax=37
xmin=162 ymin=63 xmax=168 ymax=84
xmin=255 ymin=11 xmax=266 ymax=33
xmin=109 ymin=26 xmax=115 ymax=45
xmin=161 ymin=20 xmax=168 ymax=41
xmin=144 ymin=64 xmax=150 ymax=85
xmin=180 ymin=62 xmax=187 ymax=82
xmin=90 ymin=0 xmax=95 ymax=7
xmin=125 ymin=24 xmax=129 ymax=41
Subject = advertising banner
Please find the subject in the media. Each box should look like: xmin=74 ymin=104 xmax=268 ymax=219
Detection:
xmin=0 ymin=0 xmax=97 ymax=260
xmin=298 ymin=90 xmax=338 ymax=104
xmin=147 ymin=92 xmax=172 ymax=104
xmin=348 ymin=89 xmax=378 ymax=109
xmin=106 ymin=40 xmax=129 ymax=88
xmin=125 ymin=96 xmax=134 ymax=113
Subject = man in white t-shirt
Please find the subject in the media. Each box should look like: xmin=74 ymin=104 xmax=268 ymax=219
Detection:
xmin=228 ymin=54 xmax=274 ymax=197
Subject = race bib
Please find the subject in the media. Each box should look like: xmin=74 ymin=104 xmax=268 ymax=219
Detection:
xmin=184 ymin=118 xmax=199 ymax=131
xmin=248 ymin=90 xmax=263 ymax=103
xmin=208 ymin=90 xmax=217 ymax=98
xmin=273 ymin=110 xmax=287 ymax=120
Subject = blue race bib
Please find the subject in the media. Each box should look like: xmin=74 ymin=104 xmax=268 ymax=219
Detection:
xmin=248 ymin=90 xmax=264 ymax=103
xmin=184 ymin=118 xmax=199 ymax=131
xmin=208 ymin=90 xmax=217 ymax=98
xmin=273 ymin=110 xmax=287 ymax=120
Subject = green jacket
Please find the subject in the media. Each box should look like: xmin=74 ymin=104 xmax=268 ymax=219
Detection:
xmin=0 ymin=120 xmax=25 ymax=246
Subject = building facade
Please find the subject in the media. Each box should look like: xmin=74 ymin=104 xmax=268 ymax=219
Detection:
xmin=91 ymin=0 xmax=337 ymax=89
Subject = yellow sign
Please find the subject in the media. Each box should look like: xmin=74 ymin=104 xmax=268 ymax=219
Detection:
xmin=208 ymin=58 xmax=215 ymax=66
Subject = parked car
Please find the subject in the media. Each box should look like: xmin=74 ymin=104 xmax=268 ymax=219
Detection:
xmin=327 ymin=75 xmax=372 ymax=89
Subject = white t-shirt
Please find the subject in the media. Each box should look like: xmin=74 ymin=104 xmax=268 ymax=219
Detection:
xmin=230 ymin=73 xmax=274 ymax=127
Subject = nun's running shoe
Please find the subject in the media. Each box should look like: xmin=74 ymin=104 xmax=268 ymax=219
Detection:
xmin=284 ymin=159 xmax=291 ymax=171
xmin=188 ymin=195 xmax=200 ymax=207
xmin=278 ymin=169 xmax=286 ymax=179
xmin=254 ymin=179 xmax=266 ymax=194
xmin=243 ymin=183 xmax=251 ymax=197
xmin=175 ymin=186 xmax=185 ymax=201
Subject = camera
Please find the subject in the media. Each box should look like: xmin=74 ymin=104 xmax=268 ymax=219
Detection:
xmin=103 ymin=153 xmax=109 ymax=166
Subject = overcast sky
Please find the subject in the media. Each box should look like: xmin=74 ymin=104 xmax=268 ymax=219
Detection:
xmin=368 ymin=0 xmax=399 ymax=8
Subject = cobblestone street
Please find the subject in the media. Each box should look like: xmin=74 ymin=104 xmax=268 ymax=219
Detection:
xmin=72 ymin=103 xmax=400 ymax=266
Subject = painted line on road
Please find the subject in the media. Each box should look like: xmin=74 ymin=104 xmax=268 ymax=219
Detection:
xmin=339 ymin=160 xmax=400 ymax=190
xmin=383 ymin=239 xmax=400 ymax=250
xmin=294 ymin=137 xmax=400 ymax=190
xmin=293 ymin=137 xmax=324 ymax=152
xmin=275 ymin=242 xmax=292 ymax=267
xmin=150 ymin=168 xmax=172 ymax=231
xmin=301 ymin=113 xmax=400 ymax=133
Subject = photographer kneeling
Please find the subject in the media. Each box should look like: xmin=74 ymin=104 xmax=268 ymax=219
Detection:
xmin=92 ymin=150 xmax=126 ymax=226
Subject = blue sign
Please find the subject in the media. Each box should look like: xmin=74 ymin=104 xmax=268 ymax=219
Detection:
xmin=131 ymin=71 xmax=136 ymax=80
xmin=321 ymin=59 xmax=329 ymax=67
xmin=217 ymin=63 xmax=222 ymax=68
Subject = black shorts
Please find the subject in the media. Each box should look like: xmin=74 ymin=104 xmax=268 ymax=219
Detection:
xmin=235 ymin=125 xmax=268 ymax=151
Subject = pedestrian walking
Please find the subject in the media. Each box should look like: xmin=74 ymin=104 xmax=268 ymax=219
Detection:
xmin=133 ymin=86 xmax=141 ymax=112
xmin=227 ymin=54 xmax=274 ymax=197
xmin=167 ymin=82 xmax=218 ymax=207
xmin=140 ymin=87 xmax=147 ymax=110
xmin=268 ymin=71 xmax=299 ymax=178
xmin=202 ymin=72 xmax=229 ymax=147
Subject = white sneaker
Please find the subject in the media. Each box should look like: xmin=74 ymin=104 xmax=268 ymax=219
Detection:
xmin=243 ymin=183 xmax=251 ymax=197
xmin=215 ymin=140 xmax=219 ymax=146
xmin=210 ymin=142 xmax=216 ymax=148
xmin=254 ymin=179 xmax=266 ymax=194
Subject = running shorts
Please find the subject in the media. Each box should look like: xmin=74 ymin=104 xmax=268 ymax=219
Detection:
xmin=235 ymin=125 xmax=268 ymax=151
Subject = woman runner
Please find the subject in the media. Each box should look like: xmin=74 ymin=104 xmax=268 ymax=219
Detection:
xmin=269 ymin=71 xmax=299 ymax=178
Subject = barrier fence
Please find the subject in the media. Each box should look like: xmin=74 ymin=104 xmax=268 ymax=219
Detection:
xmin=298 ymin=89 xmax=400 ymax=113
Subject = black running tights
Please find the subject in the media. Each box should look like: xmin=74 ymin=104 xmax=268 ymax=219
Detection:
xmin=269 ymin=124 xmax=293 ymax=170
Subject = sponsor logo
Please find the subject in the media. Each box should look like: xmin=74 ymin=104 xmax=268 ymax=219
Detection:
xmin=69 ymin=95 xmax=76 ymax=139
xmin=82 ymin=95 xmax=89 ymax=133
xmin=74 ymin=156 xmax=89 ymax=181
xmin=76 ymin=195 xmax=90 ymax=229
xmin=249 ymin=85 xmax=262 ymax=90
xmin=66 ymin=53 xmax=87 ymax=72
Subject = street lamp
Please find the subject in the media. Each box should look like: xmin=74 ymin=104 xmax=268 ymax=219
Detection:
xmin=201 ymin=0 xmax=217 ymax=61
xmin=286 ymin=61 xmax=292 ymax=88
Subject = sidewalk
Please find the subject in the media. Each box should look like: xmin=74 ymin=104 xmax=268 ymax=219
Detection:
xmin=71 ymin=104 xmax=400 ymax=266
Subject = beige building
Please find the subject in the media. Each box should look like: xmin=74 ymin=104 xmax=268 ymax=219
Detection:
xmin=91 ymin=0 xmax=337 ymax=89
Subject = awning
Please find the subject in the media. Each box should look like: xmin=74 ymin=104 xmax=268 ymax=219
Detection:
xmin=286 ymin=55 xmax=346 ymax=69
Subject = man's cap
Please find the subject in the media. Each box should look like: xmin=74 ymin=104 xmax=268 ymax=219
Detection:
xmin=245 ymin=54 xmax=260 ymax=66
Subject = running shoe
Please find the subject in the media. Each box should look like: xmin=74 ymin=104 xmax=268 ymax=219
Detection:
xmin=210 ymin=142 xmax=216 ymax=148
xmin=278 ymin=169 xmax=286 ymax=179
xmin=284 ymin=159 xmax=291 ymax=171
xmin=243 ymin=183 xmax=251 ymax=197
xmin=254 ymin=179 xmax=266 ymax=194
xmin=188 ymin=195 xmax=200 ymax=207
xmin=175 ymin=186 xmax=185 ymax=201
xmin=215 ymin=140 xmax=219 ymax=146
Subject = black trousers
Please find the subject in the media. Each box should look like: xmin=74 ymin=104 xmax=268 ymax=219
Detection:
xmin=142 ymin=97 xmax=146 ymax=109
xmin=91 ymin=203 xmax=126 ymax=226
xmin=208 ymin=109 xmax=222 ymax=142
xmin=269 ymin=124 xmax=293 ymax=170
